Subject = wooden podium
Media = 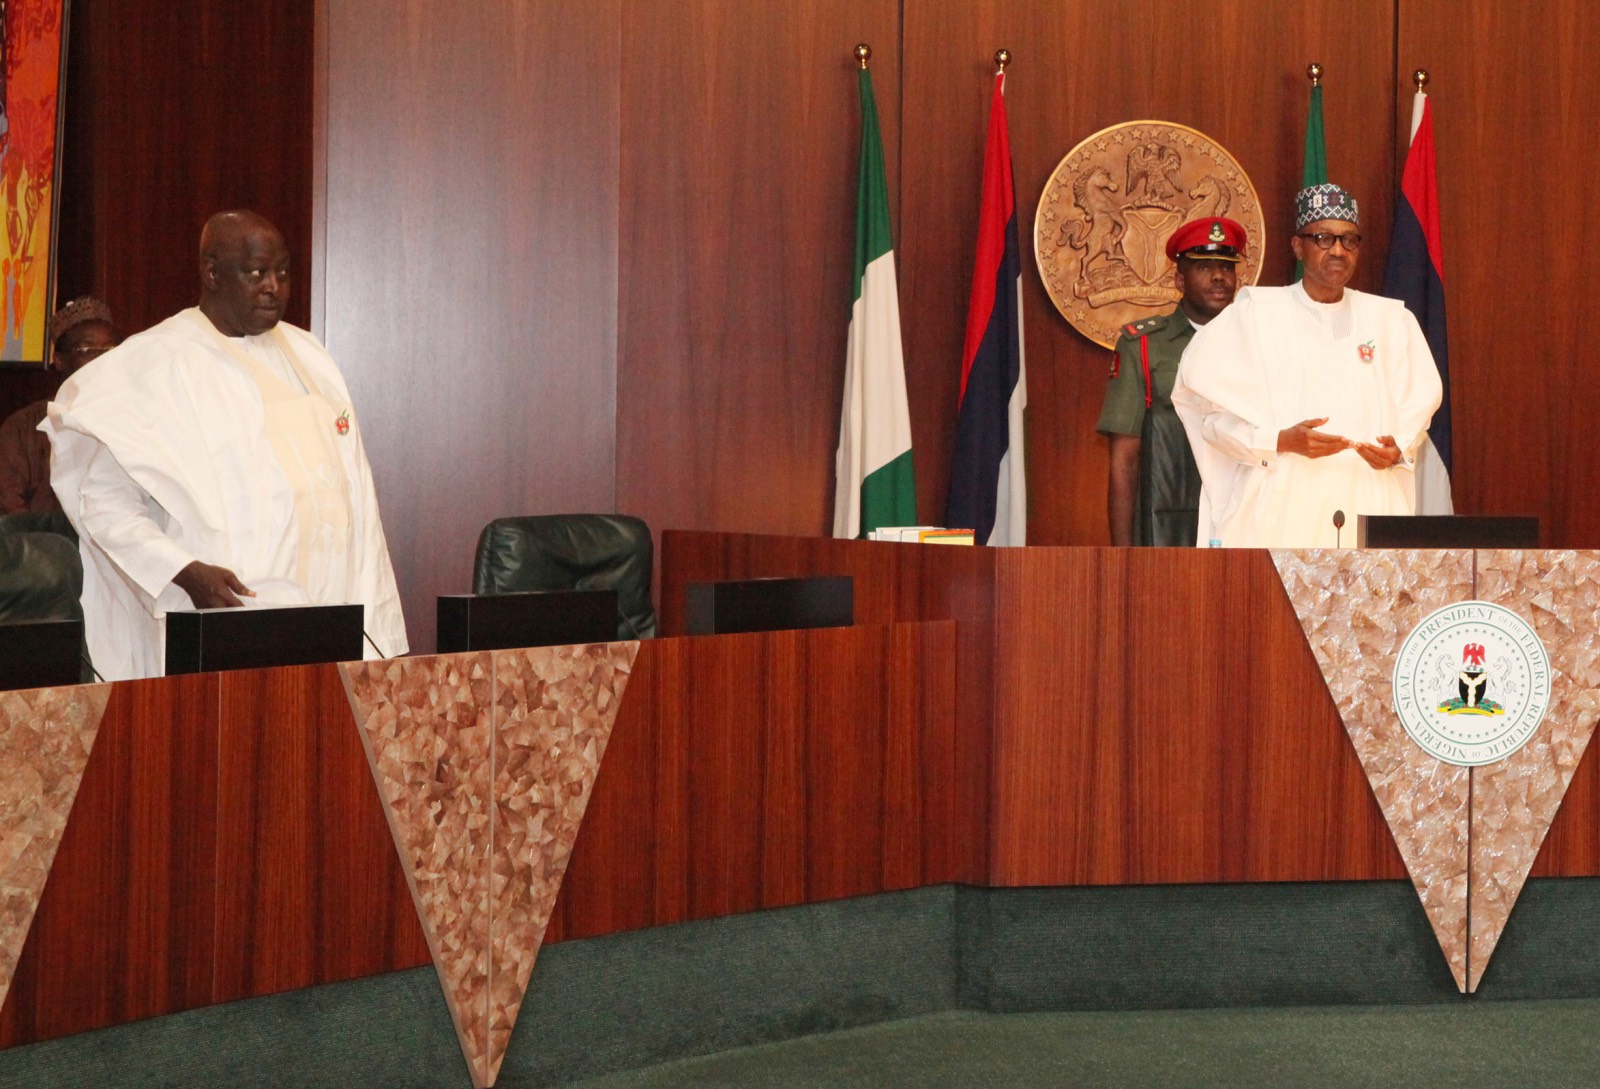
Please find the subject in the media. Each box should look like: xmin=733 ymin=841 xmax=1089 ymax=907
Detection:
xmin=6 ymin=533 xmax=1600 ymax=1066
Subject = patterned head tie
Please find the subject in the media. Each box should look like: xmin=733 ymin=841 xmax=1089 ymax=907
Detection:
xmin=1295 ymin=183 xmax=1360 ymax=230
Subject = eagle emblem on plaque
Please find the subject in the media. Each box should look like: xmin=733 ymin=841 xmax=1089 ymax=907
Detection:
xmin=1439 ymin=642 xmax=1503 ymax=716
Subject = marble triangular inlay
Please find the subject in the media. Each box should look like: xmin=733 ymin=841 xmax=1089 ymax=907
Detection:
xmin=0 ymin=683 xmax=111 ymax=1011
xmin=1467 ymin=551 xmax=1600 ymax=991
xmin=342 ymin=641 xmax=638 ymax=1087
xmin=1272 ymin=549 xmax=1473 ymax=990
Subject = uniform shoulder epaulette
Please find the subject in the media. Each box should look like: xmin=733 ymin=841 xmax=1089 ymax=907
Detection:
xmin=1121 ymin=315 xmax=1165 ymax=339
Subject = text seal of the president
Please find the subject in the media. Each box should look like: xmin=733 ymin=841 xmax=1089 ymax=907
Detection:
xmin=1392 ymin=601 xmax=1551 ymax=766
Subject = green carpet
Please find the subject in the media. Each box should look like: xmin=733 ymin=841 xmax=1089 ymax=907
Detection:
xmin=566 ymin=1002 xmax=1600 ymax=1089
xmin=7 ymin=880 xmax=1600 ymax=1087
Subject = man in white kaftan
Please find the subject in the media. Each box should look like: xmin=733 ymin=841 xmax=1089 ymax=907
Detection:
xmin=1172 ymin=184 xmax=1442 ymax=548
xmin=44 ymin=211 xmax=407 ymax=679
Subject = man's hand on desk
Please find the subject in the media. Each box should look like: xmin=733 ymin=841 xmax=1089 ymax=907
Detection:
xmin=173 ymin=560 xmax=256 ymax=608
xmin=1277 ymin=417 xmax=1351 ymax=459
xmin=1351 ymin=434 xmax=1403 ymax=470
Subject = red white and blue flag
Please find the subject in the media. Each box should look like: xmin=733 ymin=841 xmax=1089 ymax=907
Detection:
xmin=945 ymin=69 xmax=1026 ymax=545
xmin=1381 ymin=87 xmax=1453 ymax=510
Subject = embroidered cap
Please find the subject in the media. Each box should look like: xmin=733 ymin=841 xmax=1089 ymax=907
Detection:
xmin=48 ymin=296 xmax=114 ymax=348
xmin=1295 ymin=183 xmax=1360 ymax=230
xmin=1164 ymin=217 xmax=1247 ymax=263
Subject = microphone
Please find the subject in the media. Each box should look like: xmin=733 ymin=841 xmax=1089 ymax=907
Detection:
xmin=1332 ymin=510 xmax=1345 ymax=549
xmin=363 ymin=630 xmax=391 ymax=659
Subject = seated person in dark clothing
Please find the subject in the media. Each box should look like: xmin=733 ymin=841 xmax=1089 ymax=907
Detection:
xmin=0 ymin=297 xmax=120 ymax=514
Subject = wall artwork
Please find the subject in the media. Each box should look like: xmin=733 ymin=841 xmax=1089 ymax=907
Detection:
xmin=0 ymin=0 xmax=67 ymax=365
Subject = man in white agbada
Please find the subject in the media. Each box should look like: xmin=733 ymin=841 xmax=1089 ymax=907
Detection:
xmin=44 ymin=210 xmax=408 ymax=679
xmin=1172 ymin=184 xmax=1442 ymax=547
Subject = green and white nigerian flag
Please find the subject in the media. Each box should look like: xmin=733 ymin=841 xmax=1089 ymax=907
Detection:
xmin=833 ymin=65 xmax=915 ymax=538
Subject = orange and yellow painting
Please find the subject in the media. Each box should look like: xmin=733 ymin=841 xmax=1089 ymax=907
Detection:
xmin=0 ymin=0 xmax=66 ymax=364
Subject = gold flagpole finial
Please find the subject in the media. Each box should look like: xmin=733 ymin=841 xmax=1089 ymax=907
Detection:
xmin=855 ymin=43 xmax=872 ymax=69
xmin=1307 ymin=62 xmax=1324 ymax=86
xmin=994 ymin=48 xmax=1011 ymax=72
xmin=1414 ymin=68 xmax=1430 ymax=92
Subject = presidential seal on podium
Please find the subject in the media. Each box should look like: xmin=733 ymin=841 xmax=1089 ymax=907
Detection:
xmin=1034 ymin=120 xmax=1265 ymax=348
xmin=1392 ymin=601 xmax=1552 ymax=767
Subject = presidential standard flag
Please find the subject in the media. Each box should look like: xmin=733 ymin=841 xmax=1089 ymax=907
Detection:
xmin=1382 ymin=83 xmax=1454 ymax=513
xmin=945 ymin=67 xmax=1026 ymax=545
xmin=833 ymin=62 xmax=915 ymax=538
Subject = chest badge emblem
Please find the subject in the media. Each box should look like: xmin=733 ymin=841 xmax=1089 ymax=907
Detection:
xmin=335 ymin=409 xmax=351 ymax=436
xmin=1358 ymin=340 xmax=1376 ymax=363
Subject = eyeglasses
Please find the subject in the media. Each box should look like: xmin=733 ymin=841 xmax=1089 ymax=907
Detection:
xmin=1296 ymin=231 xmax=1362 ymax=250
xmin=63 ymin=345 xmax=114 ymax=359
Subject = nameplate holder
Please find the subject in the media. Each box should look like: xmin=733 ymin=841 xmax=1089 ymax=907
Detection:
xmin=166 ymin=602 xmax=365 ymax=675
xmin=436 ymin=589 xmax=618 ymax=652
xmin=1356 ymin=515 xmax=1539 ymax=549
xmin=684 ymin=576 xmax=854 ymax=636
xmin=0 ymin=618 xmax=82 ymax=689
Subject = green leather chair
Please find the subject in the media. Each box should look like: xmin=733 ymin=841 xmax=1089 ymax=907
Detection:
xmin=472 ymin=514 xmax=656 ymax=640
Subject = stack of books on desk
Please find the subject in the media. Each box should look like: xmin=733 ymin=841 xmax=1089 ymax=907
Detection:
xmin=867 ymin=526 xmax=976 ymax=545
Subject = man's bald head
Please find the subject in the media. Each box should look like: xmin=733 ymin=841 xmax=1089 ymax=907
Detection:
xmin=197 ymin=210 xmax=291 ymax=337
xmin=199 ymin=210 xmax=281 ymax=261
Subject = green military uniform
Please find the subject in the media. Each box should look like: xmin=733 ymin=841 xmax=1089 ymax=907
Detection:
xmin=1096 ymin=306 xmax=1203 ymax=546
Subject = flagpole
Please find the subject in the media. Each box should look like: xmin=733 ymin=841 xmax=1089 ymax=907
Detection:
xmin=855 ymin=42 xmax=870 ymax=69
xmin=1411 ymin=68 xmax=1430 ymax=140
xmin=1303 ymin=63 xmax=1325 ymax=184
xmin=994 ymin=47 xmax=1009 ymax=75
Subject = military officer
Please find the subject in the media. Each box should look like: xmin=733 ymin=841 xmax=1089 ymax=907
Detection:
xmin=1097 ymin=216 xmax=1247 ymax=545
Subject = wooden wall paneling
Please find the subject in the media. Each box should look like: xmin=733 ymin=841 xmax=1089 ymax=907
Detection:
xmin=550 ymin=621 xmax=955 ymax=943
xmin=684 ymin=632 xmax=770 ymax=919
xmin=900 ymin=0 xmax=1396 ymax=547
xmin=615 ymin=0 xmax=902 ymax=542
xmin=886 ymin=620 xmax=958 ymax=889
xmin=214 ymin=666 xmax=315 ymax=999
xmin=879 ymin=623 xmax=926 ymax=891
xmin=0 ymin=675 xmax=220 ymax=1047
xmin=986 ymin=548 xmax=1407 ymax=886
xmin=54 ymin=0 xmax=314 ymax=335
xmin=546 ymin=639 xmax=677 ymax=943
xmin=1225 ymin=553 xmax=1407 ymax=881
xmin=317 ymin=0 xmax=622 ymax=653
xmin=212 ymin=665 xmax=428 ymax=1004
xmin=1397 ymin=5 xmax=1600 ymax=545
xmin=646 ymin=636 xmax=693 ymax=927
xmin=989 ymin=548 xmax=1129 ymax=884
xmin=658 ymin=530 xmax=997 ymax=884
xmin=802 ymin=626 xmax=887 ymax=902
xmin=911 ymin=544 xmax=997 ymax=885
xmin=760 ymin=632 xmax=809 ymax=907
xmin=1122 ymin=548 xmax=1233 ymax=881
